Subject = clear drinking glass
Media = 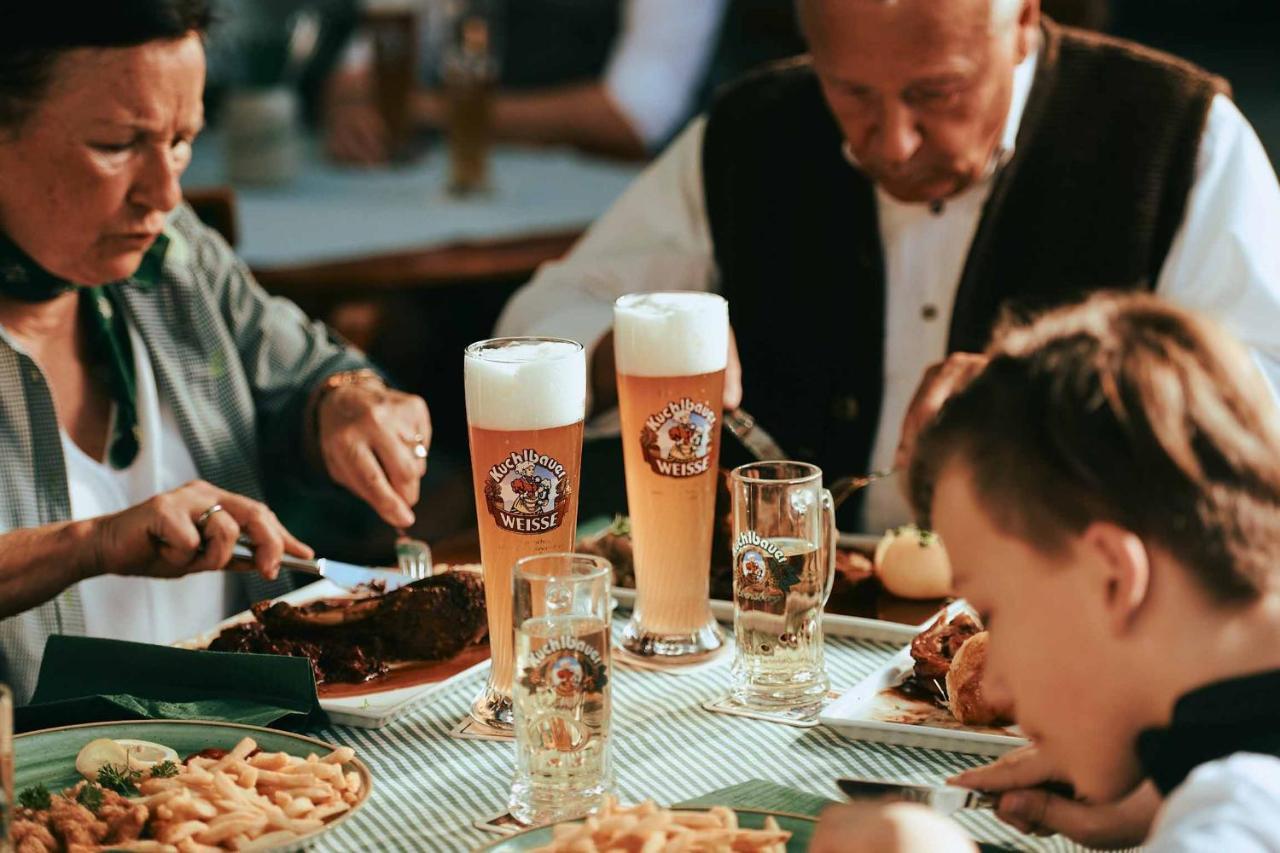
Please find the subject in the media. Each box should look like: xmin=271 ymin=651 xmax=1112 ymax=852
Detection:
xmin=614 ymin=292 xmax=728 ymax=660
xmin=1 ymin=683 xmax=12 ymax=853
xmin=465 ymin=337 xmax=586 ymax=730
xmin=510 ymin=553 xmax=613 ymax=826
xmin=730 ymin=462 xmax=836 ymax=711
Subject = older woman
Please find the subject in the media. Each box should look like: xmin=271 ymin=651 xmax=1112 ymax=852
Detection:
xmin=0 ymin=2 xmax=433 ymax=702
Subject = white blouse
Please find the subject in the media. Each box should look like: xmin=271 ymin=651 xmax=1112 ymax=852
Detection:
xmin=67 ymin=322 xmax=237 ymax=645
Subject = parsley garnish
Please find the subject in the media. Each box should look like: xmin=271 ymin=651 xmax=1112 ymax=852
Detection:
xmin=76 ymin=783 xmax=105 ymax=812
xmin=18 ymin=784 xmax=51 ymax=810
xmin=97 ymin=763 xmax=142 ymax=795
xmin=149 ymin=760 xmax=179 ymax=779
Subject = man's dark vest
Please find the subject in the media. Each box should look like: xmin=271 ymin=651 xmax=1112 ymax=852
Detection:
xmin=702 ymin=21 xmax=1226 ymax=515
xmin=499 ymin=0 xmax=621 ymax=89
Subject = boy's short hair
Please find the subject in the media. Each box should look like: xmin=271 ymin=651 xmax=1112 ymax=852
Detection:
xmin=910 ymin=292 xmax=1280 ymax=602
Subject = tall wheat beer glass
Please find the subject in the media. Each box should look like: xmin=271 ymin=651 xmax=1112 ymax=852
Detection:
xmin=465 ymin=338 xmax=586 ymax=728
xmin=614 ymin=292 xmax=728 ymax=658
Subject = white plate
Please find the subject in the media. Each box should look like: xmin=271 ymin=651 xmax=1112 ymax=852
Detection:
xmin=609 ymin=531 xmax=938 ymax=644
xmin=819 ymin=601 xmax=1028 ymax=756
xmin=180 ymin=574 xmax=488 ymax=729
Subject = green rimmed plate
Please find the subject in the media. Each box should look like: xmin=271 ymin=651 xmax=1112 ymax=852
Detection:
xmin=481 ymin=808 xmax=817 ymax=851
xmin=13 ymin=719 xmax=371 ymax=852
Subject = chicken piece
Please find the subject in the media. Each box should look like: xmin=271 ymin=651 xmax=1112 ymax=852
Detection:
xmin=910 ymin=612 xmax=981 ymax=681
xmin=99 ymin=790 xmax=150 ymax=844
xmin=946 ymin=631 xmax=1015 ymax=726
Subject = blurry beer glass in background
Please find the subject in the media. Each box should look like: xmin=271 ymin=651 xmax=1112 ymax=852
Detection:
xmin=1 ymin=684 xmax=11 ymax=852
xmin=730 ymin=462 xmax=836 ymax=711
xmin=510 ymin=553 xmax=613 ymax=825
xmin=465 ymin=338 xmax=586 ymax=729
xmin=364 ymin=0 xmax=418 ymax=160
xmin=441 ymin=0 xmax=498 ymax=194
xmin=614 ymin=292 xmax=728 ymax=659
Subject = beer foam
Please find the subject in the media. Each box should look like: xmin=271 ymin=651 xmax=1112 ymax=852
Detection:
xmin=465 ymin=339 xmax=586 ymax=430
xmin=613 ymin=292 xmax=729 ymax=377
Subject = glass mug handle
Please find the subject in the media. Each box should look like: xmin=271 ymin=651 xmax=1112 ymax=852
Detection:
xmin=819 ymin=488 xmax=837 ymax=606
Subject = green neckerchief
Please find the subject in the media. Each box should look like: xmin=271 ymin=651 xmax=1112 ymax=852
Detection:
xmin=0 ymin=231 xmax=169 ymax=469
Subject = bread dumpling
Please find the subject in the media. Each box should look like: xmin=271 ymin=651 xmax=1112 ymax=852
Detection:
xmin=874 ymin=524 xmax=953 ymax=599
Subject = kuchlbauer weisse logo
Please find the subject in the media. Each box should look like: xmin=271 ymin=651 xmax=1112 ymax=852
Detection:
xmin=639 ymin=397 xmax=717 ymax=477
xmin=482 ymin=449 xmax=572 ymax=534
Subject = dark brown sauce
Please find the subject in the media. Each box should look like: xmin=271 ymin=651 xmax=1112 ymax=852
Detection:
xmin=318 ymin=642 xmax=490 ymax=699
xmin=889 ymin=674 xmax=948 ymax=708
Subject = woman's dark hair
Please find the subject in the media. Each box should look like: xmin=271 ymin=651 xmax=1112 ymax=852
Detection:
xmin=0 ymin=1 xmax=213 ymax=131
xmin=910 ymin=291 xmax=1280 ymax=603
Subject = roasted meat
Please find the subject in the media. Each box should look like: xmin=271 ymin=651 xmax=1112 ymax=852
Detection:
xmin=910 ymin=612 xmax=981 ymax=681
xmin=209 ymin=570 xmax=487 ymax=685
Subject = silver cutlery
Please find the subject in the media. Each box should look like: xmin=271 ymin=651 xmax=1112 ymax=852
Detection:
xmin=837 ymin=778 xmax=996 ymax=815
xmin=231 ymin=541 xmax=416 ymax=593
xmin=723 ymin=408 xmax=789 ymax=461
xmin=394 ymin=531 xmax=434 ymax=580
xmin=828 ymin=468 xmax=896 ymax=511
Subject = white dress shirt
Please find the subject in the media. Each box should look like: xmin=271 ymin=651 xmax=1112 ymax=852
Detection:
xmin=68 ymin=323 xmax=237 ymax=645
xmin=497 ymin=54 xmax=1280 ymax=531
xmin=345 ymin=0 xmax=727 ymax=150
xmin=1147 ymin=753 xmax=1280 ymax=852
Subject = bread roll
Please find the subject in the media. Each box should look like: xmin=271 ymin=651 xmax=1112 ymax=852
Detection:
xmin=945 ymin=632 xmax=1015 ymax=726
xmin=873 ymin=525 xmax=952 ymax=599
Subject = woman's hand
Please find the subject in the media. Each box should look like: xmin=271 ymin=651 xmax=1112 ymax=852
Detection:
xmin=91 ymin=480 xmax=312 ymax=581
xmin=316 ymin=381 xmax=432 ymax=529
xmin=950 ymin=746 xmax=1160 ymax=849
xmin=810 ymin=802 xmax=977 ymax=852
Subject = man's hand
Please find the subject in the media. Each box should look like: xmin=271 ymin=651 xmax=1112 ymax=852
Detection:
xmin=317 ymin=382 xmax=432 ymax=529
xmin=894 ymin=352 xmax=989 ymax=474
xmin=951 ymin=746 xmax=1160 ymax=849
xmin=92 ymin=480 xmax=312 ymax=581
xmin=811 ymin=802 xmax=977 ymax=853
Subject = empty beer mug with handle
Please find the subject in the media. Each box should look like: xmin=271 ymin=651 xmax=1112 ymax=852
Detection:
xmin=730 ymin=462 xmax=837 ymax=712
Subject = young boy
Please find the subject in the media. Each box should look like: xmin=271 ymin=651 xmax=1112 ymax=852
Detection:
xmin=812 ymin=293 xmax=1280 ymax=851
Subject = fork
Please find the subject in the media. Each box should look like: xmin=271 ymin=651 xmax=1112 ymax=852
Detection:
xmin=395 ymin=530 xmax=434 ymax=579
xmin=828 ymin=468 xmax=896 ymax=511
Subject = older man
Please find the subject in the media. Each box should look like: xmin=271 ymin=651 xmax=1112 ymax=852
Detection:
xmin=496 ymin=0 xmax=1280 ymax=532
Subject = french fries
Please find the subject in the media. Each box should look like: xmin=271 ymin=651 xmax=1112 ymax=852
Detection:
xmin=531 ymin=797 xmax=792 ymax=853
xmin=134 ymin=737 xmax=362 ymax=852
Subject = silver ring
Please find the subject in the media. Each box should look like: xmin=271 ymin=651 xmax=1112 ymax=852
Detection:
xmin=405 ymin=432 xmax=428 ymax=460
xmin=195 ymin=503 xmax=224 ymax=530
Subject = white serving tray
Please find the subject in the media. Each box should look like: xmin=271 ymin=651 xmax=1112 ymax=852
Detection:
xmin=609 ymin=531 xmax=939 ymax=645
xmin=179 ymin=574 xmax=487 ymax=729
xmin=819 ymin=601 xmax=1028 ymax=756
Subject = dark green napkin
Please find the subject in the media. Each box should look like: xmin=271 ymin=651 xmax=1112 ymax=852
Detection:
xmin=16 ymin=635 xmax=326 ymax=734
xmin=677 ymin=779 xmax=837 ymax=816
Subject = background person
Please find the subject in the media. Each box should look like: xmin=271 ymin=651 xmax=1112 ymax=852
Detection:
xmin=0 ymin=0 xmax=431 ymax=703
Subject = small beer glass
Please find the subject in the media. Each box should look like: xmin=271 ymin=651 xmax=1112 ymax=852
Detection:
xmin=510 ymin=553 xmax=613 ymax=826
xmin=730 ymin=462 xmax=836 ymax=711
xmin=2 ymin=683 xmax=12 ymax=852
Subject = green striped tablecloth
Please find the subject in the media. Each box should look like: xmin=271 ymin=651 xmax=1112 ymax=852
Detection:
xmin=313 ymin=620 xmax=1089 ymax=852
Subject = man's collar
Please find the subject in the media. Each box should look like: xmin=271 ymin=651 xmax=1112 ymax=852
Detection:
xmin=1136 ymin=668 xmax=1280 ymax=795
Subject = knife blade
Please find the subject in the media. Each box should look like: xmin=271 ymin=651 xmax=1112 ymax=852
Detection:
xmin=231 ymin=543 xmax=415 ymax=592
xmin=723 ymin=408 xmax=789 ymax=461
xmin=836 ymin=779 xmax=996 ymax=815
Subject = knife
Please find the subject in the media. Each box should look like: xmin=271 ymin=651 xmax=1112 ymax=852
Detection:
xmin=837 ymin=779 xmax=996 ymax=815
xmin=723 ymin=408 xmax=789 ymax=461
xmin=231 ymin=542 xmax=415 ymax=592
